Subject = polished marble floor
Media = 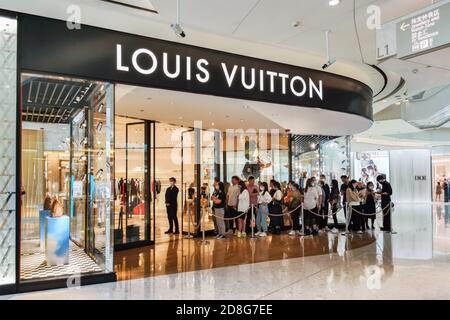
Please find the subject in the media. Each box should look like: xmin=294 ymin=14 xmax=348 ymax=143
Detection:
xmin=3 ymin=203 xmax=450 ymax=300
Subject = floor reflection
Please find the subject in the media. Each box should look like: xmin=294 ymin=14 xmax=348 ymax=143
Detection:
xmin=114 ymin=232 xmax=376 ymax=281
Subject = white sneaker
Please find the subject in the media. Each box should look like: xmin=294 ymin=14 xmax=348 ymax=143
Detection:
xmin=255 ymin=232 xmax=261 ymax=236
xmin=357 ymin=230 xmax=363 ymax=234
xmin=331 ymin=228 xmax=339 ymax=234
xmin=288 ymin=230 xmax=296 ymax=236
xmin=259 ymin=232 xmax=267 ymax=237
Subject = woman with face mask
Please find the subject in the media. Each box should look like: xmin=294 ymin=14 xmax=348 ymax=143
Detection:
xmin=364 ymin=181 xmax=376 ymax=229
xmin=256 ymin=182 xmax=271 ymax=237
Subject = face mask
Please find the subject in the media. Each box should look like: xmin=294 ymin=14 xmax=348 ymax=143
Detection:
xmin=260 ymin=186 xmax=265 ymax=191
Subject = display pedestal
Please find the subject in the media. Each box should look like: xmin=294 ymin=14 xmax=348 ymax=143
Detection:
xmin=45 ymin=215 xmax=70 ymax=266
xmin=39 ymin=209 xmax=51 ymax=249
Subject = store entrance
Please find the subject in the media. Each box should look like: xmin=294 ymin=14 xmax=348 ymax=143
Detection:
xmin=181 ymin=128 xmax=219 ymax=237
xmin=114 ymin=117 xmax=154 ymax=249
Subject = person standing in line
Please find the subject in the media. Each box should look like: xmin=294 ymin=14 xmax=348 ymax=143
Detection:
xmin=211 ymin=177 xmax=220 ymax=234
xmin=269 ymin=180 xmax=284 ymax=234
xmin=226 ymin=176 xmax=241 ymax=235
xmin=303 ymin=178 xmax=320 ymax=236
xmin=346 ymin=179 xmax=364 ymax=233
xmin=236 ymin=180 xmax=250 ymax=238
xmin=246 ymin=176 xmax=259 ymax=233
xmin=377 ymin=175 xmax=393 ymax=232
xmin=256 ymin=182 xmax=271 ymax=237
xmin=311 ymin=176 xmax=323 ymax=212
xmin=365 ymin=181 xmax=377 ymax=229
xmin=319 ymin=174 xmax=330 ymax=231
xmin=211 ymin=181 xmax=227 ymax=239
xmin=288 ymin=183 xmax=302 ymax=236
xmin=329 ymin=179 xmax=340 ymax=233
xmin=340 ymin=175 xmax=349 ymax=218
xmin=165 ymin=177 xmax=179 ymax=234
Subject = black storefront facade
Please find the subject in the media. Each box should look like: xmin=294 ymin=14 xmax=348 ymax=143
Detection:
xmin=0 ymin=10 xmax=374 ymax=294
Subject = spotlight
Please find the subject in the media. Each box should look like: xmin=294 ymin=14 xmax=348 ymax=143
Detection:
xmin=329 ymin=0 xmax=341 ymax=6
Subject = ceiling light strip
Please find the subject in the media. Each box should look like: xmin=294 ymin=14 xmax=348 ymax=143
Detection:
xmin=99 ymin=0 xmax=158 ymax=14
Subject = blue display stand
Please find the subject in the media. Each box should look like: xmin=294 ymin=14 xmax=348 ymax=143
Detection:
xmin=39 ymin=210 xmax=51 ymax=249
xmin=45 ymin=215 xmax=70 ymax=266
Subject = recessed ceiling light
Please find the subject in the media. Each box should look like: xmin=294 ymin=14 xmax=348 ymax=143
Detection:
xmin=329 ymin=0 xmax=340 ymax=6
xmin=240 ymin=119 xmax=244 ymax=122
xmin=178 ymin=116 xmax=183 ymax=120
xmin=395 ymin=101 xmax=401 ymax=105
xmin=243 ymin=105 xmax=249 ymax=109
xmin=211 ymin=122 xmax=215 ymax=126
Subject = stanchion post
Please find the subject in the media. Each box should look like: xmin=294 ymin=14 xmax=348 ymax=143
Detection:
xmin=200 ymin=205 xmax=209 ymax=245
xmin=250 ymin=204 xmax=257 ymax=240
xmin=185 ymin=201 xmax=194 ymax=239
xmin=299 ymin=205 xmax=305 ymax=236
xmin=389 ymin=202 xmax=397 ymax=234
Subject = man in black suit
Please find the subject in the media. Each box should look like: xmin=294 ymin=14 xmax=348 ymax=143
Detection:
xmin=377 ymin=175 xmax=393 ymax=232
xmin=165 ymin=177 xmax=179 ymax=234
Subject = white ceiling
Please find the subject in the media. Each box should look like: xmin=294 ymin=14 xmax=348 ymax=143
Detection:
xmin=3 ymin=0 xmax=450 ymax=146
xmin=115 ymin=84 xmax=372 ymax=135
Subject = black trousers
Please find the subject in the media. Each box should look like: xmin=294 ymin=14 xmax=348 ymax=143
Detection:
xmin=166 ymin=206 xmax=179 ymax=232
xmin=382 ymin=200 xmax=391 ymax=231
xmin=349 ymin=205 xmax=365 ymax=231
xmin=269 ymin=204 xmax=283 ymax=233
xmin=304 ymin=207 xmax=317 ymax=229
xmin=331 ymin=202 xmax=338 ymax=226
xmin=291 ymin=208 xmax=301 ymax=231
xmin=225 ymin=207 xmax=237 ymax=231
xmin=245 ymin=205 xmax=256 ymax=232
xmin=319 ymin=204 xmax=329 ymax=229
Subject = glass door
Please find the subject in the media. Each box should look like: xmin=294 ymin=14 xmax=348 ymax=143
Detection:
xmin=181 ymin=128 xmax=219 ymax=237
xmin=181 ymin=129 xmax=198 ymax=236
xmin=114 ymin=117 xmax=152 ymax=248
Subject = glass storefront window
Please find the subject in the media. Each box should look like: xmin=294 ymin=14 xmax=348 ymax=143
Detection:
xmin=20 ymin=73 xmax=114 ymax=282
xmin=320 ymin=137 xmax=349 ymax=182
xmin=0 ymin=15 xmax=17 ymax=286
xmin=225 ymin=131 xmax=289 ymax=183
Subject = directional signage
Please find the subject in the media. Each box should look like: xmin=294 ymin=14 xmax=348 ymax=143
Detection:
xmin=396 ymin=1 xmax=450 ymax=58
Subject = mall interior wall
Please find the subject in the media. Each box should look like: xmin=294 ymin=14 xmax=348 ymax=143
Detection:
xmin=389 ymin=149 xmax=432 ymax=203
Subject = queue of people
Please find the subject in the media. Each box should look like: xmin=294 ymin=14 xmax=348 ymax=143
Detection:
xmin=165 ymin=173 xmax=393 ymax=239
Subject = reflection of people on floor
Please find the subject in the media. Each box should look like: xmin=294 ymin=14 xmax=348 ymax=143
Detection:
xmin=445 ymin=205 xmax=450 ymax=227
xmin=165 ymin=177 xmax=179 ymax=234
xmin=166 ymin=238 xmax=179 ymax=288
